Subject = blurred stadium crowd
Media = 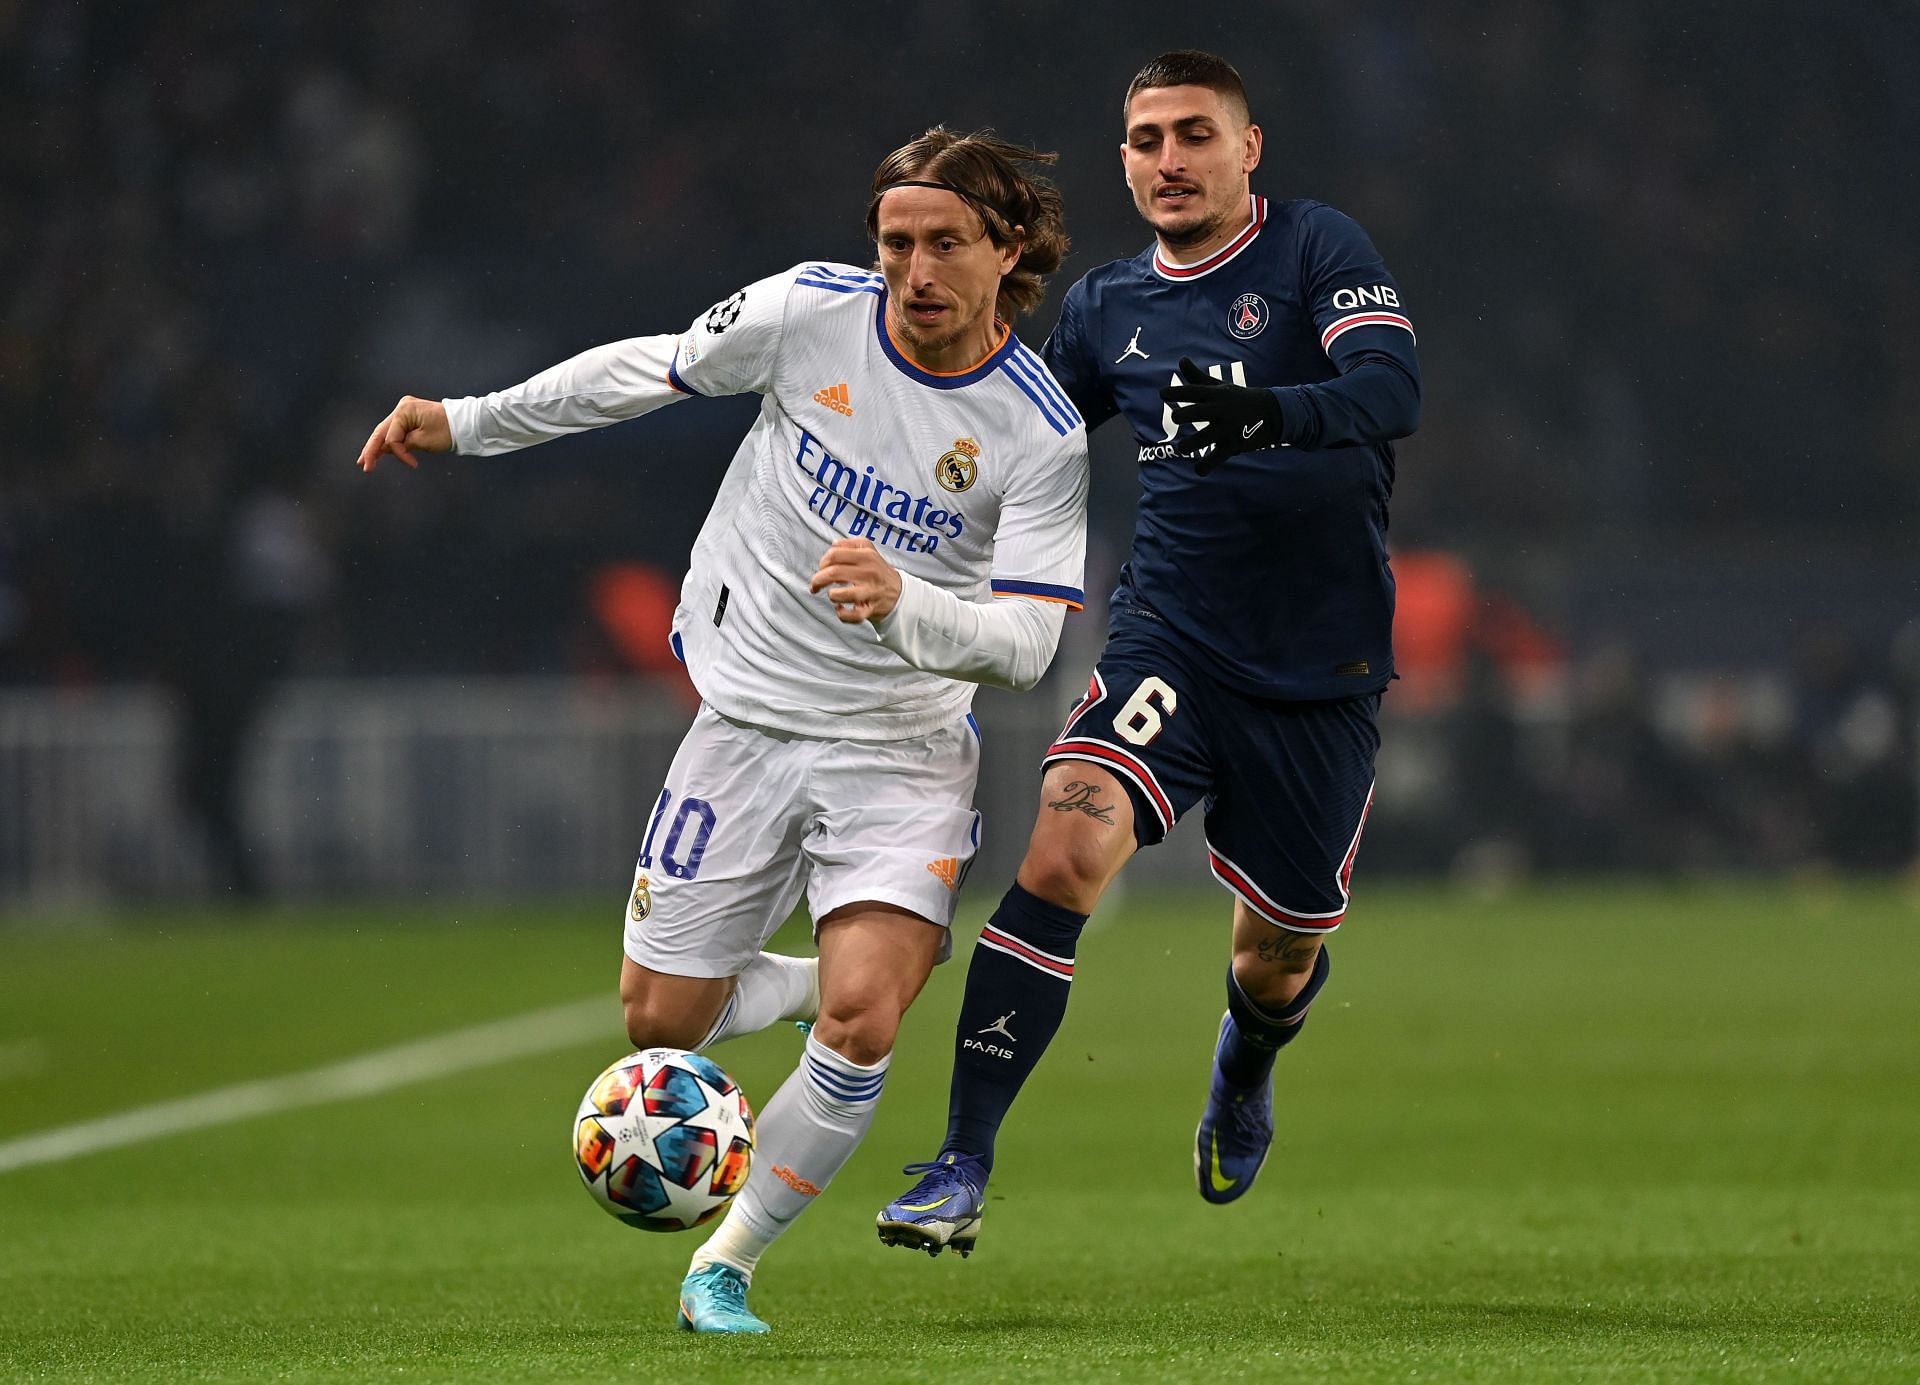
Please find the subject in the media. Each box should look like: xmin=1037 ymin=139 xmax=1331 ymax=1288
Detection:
xmin=2 ymin=2 xmax=1914 ymax=879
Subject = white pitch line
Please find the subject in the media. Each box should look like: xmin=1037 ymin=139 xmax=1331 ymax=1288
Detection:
xmin=0 ymin=997 xmax=618 ymax=1176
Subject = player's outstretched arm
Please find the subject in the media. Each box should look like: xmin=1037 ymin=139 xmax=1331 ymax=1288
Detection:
xmin=357 ymin=396 xmax=453 ymax=473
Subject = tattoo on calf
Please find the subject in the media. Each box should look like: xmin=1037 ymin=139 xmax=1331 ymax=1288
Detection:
xmin=1255 ymin=930 xmax=1321 ymax=967
xmin=1048 ymin=779 xmax=1117 ymax=825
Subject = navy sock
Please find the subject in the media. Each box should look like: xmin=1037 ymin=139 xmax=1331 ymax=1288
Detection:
xmin=1218 ymin=944 xmax=1330 ymax=1088
xmin=942 ymin=883 xmax=1088 ymax=1174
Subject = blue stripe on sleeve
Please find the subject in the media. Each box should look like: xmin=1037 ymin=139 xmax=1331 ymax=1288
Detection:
xmin=667 ymin=344 xmax=703 ymax=396
xmin=997 ymin=360 xmax=1072 ymax=436
xmin=1010 ymin=345 xmax=1083 ymax=427
xmin=990 ymin=578 xmax=1085 ymax=607
xmin=801 ymin=264 xmax=884 ymax=285
xmin=796 ymin=278 xmax=884 ymax=296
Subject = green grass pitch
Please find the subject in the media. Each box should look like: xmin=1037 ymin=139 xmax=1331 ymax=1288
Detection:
xmin=2 ymin=882 xmax=1916 ymax=1382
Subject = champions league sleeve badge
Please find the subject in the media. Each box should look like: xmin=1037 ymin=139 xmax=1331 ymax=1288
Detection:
xmin=704 ymin=291 xmax=746 ymax=334
xmin=1228 ymin=293 xmax=1269 ymax=340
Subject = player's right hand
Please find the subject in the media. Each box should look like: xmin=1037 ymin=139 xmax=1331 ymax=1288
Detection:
xmin=810 ymin=537 xmax=904 ymax=624
xmin=357 ymin=396 xmax=453 ymax=472
xmin=1159 ymin=357 xmax=1286 ymax=476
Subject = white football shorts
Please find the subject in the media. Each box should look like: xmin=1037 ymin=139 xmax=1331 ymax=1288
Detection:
xmin=621 ymin=703 xmax=982 ymax=978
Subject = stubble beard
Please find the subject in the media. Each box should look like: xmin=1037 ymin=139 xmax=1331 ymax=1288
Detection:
xmin=1147 ymin=199 xmax=1233 ymax=252
xmin=891 ymin=293 xmax=992 ymax=361
xmin=1132 ymin=173 xmax=1247 ymax=252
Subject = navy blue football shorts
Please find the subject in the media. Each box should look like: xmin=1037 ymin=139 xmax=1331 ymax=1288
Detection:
xmin=1043 ymin=608 xmax=1380 ymax=933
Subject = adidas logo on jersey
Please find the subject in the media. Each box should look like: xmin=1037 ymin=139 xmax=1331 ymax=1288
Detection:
xmin=926 ymin=857 xmax=960 ymax=891
xmin=813 ymin=382 xmax=854 ymax=416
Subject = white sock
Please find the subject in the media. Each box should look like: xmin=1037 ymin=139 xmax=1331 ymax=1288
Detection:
xmin=688 ymin=1031 xmax=888 ymax=1281
xmin=697 ymin=952 xmax=820 ymax=1048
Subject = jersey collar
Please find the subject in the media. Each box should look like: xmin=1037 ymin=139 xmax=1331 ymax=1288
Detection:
xmin=1151 ymin=195 xmax=1266 ymax=281
xmin=874 ymin=293 xmax=1017 ymax=389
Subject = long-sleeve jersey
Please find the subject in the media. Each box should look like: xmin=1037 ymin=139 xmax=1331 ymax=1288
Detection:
xmin=445 ymin=263 xmax=1090 ymax=739
xmin=1042 ymin=196 xmax=1421 ymax=701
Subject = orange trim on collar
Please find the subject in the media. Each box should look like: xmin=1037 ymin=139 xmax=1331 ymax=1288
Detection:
xmin=882 ymin=310 xmax=1012 ymax=378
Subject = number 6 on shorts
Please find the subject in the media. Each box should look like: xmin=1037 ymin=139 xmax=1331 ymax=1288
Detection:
xmin=1113 ymin=676 xmax=1178 ymax=746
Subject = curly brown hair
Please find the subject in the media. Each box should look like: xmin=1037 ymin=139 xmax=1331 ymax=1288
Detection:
xmin=866 ymin=128 xmax=1068 ymax=322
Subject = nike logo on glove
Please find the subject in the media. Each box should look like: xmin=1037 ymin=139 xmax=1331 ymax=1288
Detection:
xmin=1159 ymin=356 xmax=1286 ymax=474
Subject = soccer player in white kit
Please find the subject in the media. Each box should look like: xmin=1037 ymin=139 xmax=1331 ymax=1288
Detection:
xmin=356 ymin=130 xmax=1088 ymax=1333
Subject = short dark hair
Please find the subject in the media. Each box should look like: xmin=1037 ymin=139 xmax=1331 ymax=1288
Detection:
xmin=866 ymin=127 xmax=1069 ymax=322
xmin=1124 ymin=49 xmax=1252 ymax=125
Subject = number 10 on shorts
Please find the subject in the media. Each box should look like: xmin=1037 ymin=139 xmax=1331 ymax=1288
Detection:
xmin=639 ymin=789 xmax=719 ymax=881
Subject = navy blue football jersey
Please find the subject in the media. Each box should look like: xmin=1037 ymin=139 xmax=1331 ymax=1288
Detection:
xmin=1042 ymin=195 xmax=1421 ymax=701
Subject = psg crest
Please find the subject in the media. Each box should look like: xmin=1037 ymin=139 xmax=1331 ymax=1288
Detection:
xmin=1228 ymin=293 xmax=1268 ymax=340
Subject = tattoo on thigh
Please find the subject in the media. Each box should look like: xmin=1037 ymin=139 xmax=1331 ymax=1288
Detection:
xmin=1255 ymin=930 xmax=1321 ymax=966
xmin=1048 ymin=779 xmax=1117 ymax=825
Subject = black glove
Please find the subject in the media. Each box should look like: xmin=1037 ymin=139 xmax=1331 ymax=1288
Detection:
xmin=1159 ymin=356 xmax=1286 ymax=475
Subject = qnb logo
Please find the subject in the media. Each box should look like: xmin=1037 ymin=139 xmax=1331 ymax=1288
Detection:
xmin=1331 ymin=284 xmax=1400 ymax=311
xmin=1158 ymin=359 xmax=1247 ymax=443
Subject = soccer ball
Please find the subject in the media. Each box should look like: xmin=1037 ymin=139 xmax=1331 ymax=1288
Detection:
xmin=572 ymin=1048 xmax=756 ymax=1232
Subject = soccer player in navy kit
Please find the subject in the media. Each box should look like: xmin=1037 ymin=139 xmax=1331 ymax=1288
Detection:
xmin=878 ymin=50 xmax=1421 ymax=1253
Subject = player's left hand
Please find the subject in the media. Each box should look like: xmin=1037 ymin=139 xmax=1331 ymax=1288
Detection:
xmin=1159 ymin=357 xmax=1286 ymax=475
xmin=809 ymin=537 xmax=904 ymax=624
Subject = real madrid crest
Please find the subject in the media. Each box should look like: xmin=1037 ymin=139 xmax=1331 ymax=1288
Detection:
xmin=936 ymin=437 xmax=980 ymax=493
xmin=1228 ymin=292 xmax=1269 ymax=340
xmin=629 ymin=873 xmax=652 ymax=923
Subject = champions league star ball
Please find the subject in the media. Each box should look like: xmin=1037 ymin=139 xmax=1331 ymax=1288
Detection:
xmin=573 ymin=1048 xmax=756 ymax=1232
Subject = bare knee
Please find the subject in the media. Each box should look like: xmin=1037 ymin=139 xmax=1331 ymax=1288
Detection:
xmin=622 ymin=997 xmax=709 ymax=1051
xmin=1016 ymin=768 xmax=1137 ymax=912
xmin=811 ymin=996 xmax=901 ymax=1067
xmin=618 ymin=962 xmax=730 ymax=1050
xmin=1013 ymin=799 xmax=1128 ymax=918
xmin=1231 ymin=909 xmax=1326 ymax=1010
xmin=1021 ymin=822 xmax=1121 ymax=906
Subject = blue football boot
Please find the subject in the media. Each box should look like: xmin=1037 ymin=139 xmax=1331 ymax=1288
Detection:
xmin=1195 ymin=1012 xmax=1274 ymax=1204
xmin=875 ymin=1152 xmax=987 ymax=1257
xmin=677 ymin=1264 xmax=770 ymax=1334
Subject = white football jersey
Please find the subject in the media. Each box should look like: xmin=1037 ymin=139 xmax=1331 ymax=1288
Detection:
xmin=443 ymin=263 xmax=1089 ymax=740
